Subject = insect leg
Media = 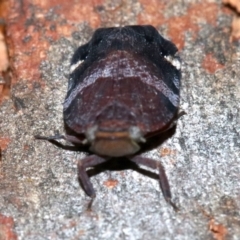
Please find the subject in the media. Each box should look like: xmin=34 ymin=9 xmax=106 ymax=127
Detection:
xmin=77 ymin=155 xmax=107 ymax=198
xmin=35 ymin=134 xmax=65 ymax=140
xmin=129 ymin=155 xmax=178 ymax=211
xmin=35 ymin=134 xmax=83 ymax=151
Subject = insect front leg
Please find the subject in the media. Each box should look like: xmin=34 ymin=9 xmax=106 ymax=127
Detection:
xmin=35 ymin=134 xmax=76 ymax=151
xmin=164 ymin=110 xmax=186 ymax=132
xmin=35 ymin=134 xmax=65 ymax=141
xmin=77 ymin=155 xmax=107 ymax=198
xmin=129 ymin=155 xmax=178 ymax=211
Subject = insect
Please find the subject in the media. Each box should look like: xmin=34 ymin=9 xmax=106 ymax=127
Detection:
xmin=36 ymin=25 xmax=182 ymax=210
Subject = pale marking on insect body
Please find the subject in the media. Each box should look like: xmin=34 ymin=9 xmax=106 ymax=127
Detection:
xmin=70 ymin=60 xmax=84 ymax=74
xmin=164 ymin=55 xmax=181 ymax=70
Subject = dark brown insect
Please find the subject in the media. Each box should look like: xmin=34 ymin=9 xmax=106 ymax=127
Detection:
xmin=36 ymin=25 xmax=182 ymax=210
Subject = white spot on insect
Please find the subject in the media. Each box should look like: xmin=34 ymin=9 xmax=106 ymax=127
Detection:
xmin=86 ymin=125 xmax=98 ymax=142
xmin=164 ymin=55 xmax=181 ymax=70
xmin=70 ymin=60 xmax=84 ymax=73
xmin=129 ymin=126 xmax=146 ymax=143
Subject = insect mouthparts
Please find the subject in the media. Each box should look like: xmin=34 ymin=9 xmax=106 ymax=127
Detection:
xmin=85 ymin=125 xmax=144 ymax=157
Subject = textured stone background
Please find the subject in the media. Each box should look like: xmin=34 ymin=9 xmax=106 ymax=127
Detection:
xmin=0 ymin=0 xmax=240 ymax=239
